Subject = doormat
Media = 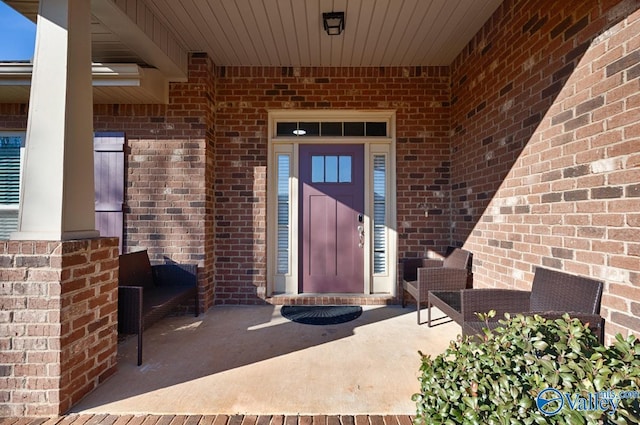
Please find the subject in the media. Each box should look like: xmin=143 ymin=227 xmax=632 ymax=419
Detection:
xmin=281 ymin=305 xmax=363 ymax=325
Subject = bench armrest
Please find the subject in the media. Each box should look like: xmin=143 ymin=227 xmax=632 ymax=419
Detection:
xmin=152 ymin=263 xmax=198 ymax=287
xmin=118 ymin=285 xmax=143 ymax=334
xmin=460 ymin=289 xmax=531 ymax=322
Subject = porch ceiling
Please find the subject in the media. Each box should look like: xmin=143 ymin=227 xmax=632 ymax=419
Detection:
xmin=144 ymin=0 xmax=503 ymax=67
xmin=7 ymin=0 xmax=503 ymax=68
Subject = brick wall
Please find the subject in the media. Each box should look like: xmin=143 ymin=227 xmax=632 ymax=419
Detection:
xmin=450 ymin=0 xmax=640 ymax=340
xmin=215 ymin=66 xmax=450 ymax=304
xmin=93 ymin=54 xmax=217 ymax=310
xmin=0 ymin=238 xmax=118 ymax=416
xmin=0 ymin=104 xmax=27 ymax=129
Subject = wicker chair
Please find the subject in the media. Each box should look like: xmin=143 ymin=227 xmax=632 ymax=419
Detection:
xmin=456 ymin=267 xmax=605 ymax=343
xmin=401 ymin=248 xmax=472 ymax=325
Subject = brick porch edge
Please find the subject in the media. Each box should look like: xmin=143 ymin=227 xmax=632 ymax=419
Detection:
xmin=0 ymin=415 xmax=416 ymax=425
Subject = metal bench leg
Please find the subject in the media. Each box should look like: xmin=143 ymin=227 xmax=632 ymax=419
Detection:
xmin=137 ymin=331 xmax=143 ymax=366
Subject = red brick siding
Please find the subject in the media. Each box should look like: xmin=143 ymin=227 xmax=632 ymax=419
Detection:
xmin=0 ymin=238 xmax=118 ymax=416
xmin=0 ymin=104 xmax=27 ymax=129
xmin=93 ymin=54 xmax=217 ymax=311
xmin=450 ymin=0 xmax=640 ymax=341
xmin=58 ymin=239 xmax=119 ymax=414
xmin=215 ymin=66 xmax=451 ymax=304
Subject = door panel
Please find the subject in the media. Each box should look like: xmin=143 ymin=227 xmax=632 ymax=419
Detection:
xmin=300 ymin=144 xmax=364 ymax=293
xmin=308 ymin=195 xmax=336 ymax=278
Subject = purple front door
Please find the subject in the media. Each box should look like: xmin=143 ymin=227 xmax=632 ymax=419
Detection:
xmin=299 ymin=144 xmax=364 ymax=293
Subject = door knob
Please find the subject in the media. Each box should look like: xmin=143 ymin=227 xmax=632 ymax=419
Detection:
xmin=357 ymin=225 xmax=364 ymax=248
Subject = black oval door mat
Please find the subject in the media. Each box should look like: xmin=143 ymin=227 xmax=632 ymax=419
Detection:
xmin=280 ymin=305 xmax=363 ymax=325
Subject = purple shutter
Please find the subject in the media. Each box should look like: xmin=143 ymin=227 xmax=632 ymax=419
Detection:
xmin=94 ymin=132 xmax=125 ymax=253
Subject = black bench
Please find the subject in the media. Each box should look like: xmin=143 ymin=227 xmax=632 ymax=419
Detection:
xmin=118 ymin=250 xmax=199 ymax=365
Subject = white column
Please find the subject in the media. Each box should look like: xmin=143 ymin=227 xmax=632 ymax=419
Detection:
xmin=12 ymin=0 xmax=99 ymax=241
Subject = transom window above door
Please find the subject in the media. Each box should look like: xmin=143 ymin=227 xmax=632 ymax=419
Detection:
xmin=276 ymin=121 xmax=387 ymax=137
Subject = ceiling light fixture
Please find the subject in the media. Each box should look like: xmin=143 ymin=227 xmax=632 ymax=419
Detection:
xmin=293 ymin=129 xmax=307 ymax=136
xmin=323 ymin=12 xmax=345 ymax=36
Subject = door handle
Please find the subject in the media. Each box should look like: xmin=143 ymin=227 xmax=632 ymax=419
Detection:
xmin=357 ymin=225 xmax=364 ymax=248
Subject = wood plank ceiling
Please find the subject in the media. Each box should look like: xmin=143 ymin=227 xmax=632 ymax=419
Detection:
xmin=144 ymin=0 xmax=503 ymax=67
xmin=6 ymin=0 xmax=502 ymax=67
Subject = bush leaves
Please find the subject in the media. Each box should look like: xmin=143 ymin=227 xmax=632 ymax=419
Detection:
xmin=414 ymin=314 xmax=640 ymax=425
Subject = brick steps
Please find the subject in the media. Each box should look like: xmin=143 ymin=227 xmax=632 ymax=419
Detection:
xmin=266 ymin=295 xmax=397 ymax=306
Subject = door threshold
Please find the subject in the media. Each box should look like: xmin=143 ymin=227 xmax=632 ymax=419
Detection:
xmin=266 ymin=293 xmax=397 ymax=306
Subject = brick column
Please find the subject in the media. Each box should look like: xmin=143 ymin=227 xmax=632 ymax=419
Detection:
xmin=0 ymin=238 xmax=119 ymax=416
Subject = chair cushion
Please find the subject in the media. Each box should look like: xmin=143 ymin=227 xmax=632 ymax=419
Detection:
xmin=141 ymin=284 xmax=197 ymax=330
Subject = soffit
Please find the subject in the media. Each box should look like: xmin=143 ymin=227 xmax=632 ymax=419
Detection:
xmin=8 ymin=0 xmax=502 ymax=68
xmin=0 ymin=63 xmax=168 ymax=104
xmin=146 ymin=0 xmax=503 ymax=67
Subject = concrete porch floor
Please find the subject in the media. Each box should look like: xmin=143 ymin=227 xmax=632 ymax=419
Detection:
xmin=71 ymin=305 xmax=459 ymax=416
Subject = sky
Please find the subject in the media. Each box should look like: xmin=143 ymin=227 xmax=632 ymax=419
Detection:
xmin=0 ymin=1 xmax=36 ymax=61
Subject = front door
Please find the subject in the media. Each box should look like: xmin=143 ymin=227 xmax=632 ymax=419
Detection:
xmin=299 ymin=144 xmax=364 ymax=293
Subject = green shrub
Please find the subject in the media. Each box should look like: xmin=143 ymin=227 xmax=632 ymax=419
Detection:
xmin=413 ymin=313 xmax=640 ymax=425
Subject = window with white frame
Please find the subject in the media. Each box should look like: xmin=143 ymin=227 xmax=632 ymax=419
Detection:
xmin=0 ymin=132 xmax=25 ymax=239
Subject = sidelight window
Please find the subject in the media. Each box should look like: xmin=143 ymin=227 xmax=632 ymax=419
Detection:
xmin=276 ymin=154 xmax=290 ymax=274
xmin=373 ymin=155 xmax=387 ymax=274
